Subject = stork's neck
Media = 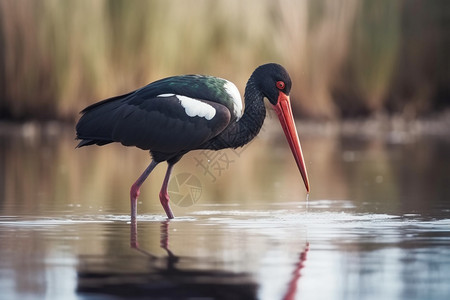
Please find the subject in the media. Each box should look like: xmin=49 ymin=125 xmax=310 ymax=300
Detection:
xmin=236 ymin=77 xmax=266 ymax=145
xmin=204 ymin=76 xmax=266 ymax=150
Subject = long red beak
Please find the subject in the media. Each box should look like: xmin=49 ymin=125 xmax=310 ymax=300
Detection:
xmin=273 ymin=92 xmax=310 ymax=193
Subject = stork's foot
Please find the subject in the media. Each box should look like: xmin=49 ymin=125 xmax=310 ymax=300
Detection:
xmin=159 ymin=191 xmax=175 ymax=219
xmin=130 ymin=183 xmax=140 ymax=221
xmin=159 ymin=162 xmax=175 ymax=219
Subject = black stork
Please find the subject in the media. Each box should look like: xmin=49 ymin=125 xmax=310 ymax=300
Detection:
xmin=76 ymin=63 xmax=310 ymax=220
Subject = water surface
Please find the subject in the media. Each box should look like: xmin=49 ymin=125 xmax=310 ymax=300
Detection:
xmin=0 ymin=121 xmax=449 ymax=300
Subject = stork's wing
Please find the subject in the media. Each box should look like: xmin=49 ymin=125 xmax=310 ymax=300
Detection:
xmin=76 ymin=92 xmax=231 ymax=153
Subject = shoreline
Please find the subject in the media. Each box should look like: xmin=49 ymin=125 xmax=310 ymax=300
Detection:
xmin=1 ymin=110 xmax=449 ymax=141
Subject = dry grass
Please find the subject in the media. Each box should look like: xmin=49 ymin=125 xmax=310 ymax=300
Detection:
xmin=0 ymin=0 xmax=448 ymax=121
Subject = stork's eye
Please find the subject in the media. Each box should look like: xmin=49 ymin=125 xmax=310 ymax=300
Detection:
xmin=276 ymin=81 xmax=285 ymax=90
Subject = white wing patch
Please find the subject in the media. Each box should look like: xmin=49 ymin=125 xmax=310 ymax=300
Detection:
xmin=178 ymin=96 xmax=216 ymax=120
xmin=223 ymin=80 xmax=243 ymax=120
xmin=157 ymin=94 xmax=216 ymax=120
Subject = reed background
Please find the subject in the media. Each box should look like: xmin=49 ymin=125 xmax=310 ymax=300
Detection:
xmin=0 ymin=0 xmax=448 ymax=121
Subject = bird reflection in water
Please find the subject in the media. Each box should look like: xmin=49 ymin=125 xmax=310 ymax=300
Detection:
xmin=130 ymin=220 xmax=178 ymax=269
xmin=283 ymin=242 xmax=309 ymax=300
xmin=129 ymin=220 xmax=309 ymax=300
xmin=77 ymin=221 xmax=308 ymax=299
xmin=129 ymin=220 xmax=258 ymax=299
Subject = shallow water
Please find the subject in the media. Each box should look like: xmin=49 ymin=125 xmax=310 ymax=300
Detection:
xmin=0 ymin=122 xmax=449 ymax=300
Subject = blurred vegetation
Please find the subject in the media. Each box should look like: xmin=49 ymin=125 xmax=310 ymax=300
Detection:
xmin=0 ymin=0 xmax=448 ymax=121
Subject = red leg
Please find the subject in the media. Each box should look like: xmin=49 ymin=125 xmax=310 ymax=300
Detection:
xmin=130 ymin=160 xmax=158 ymax=222
xmin=159 ymin=163 xmax=175 ymax=219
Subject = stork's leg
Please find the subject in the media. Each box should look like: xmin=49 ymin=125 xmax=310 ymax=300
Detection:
xmin=159 ymin=162 xmax=175 ymax=219
xmin=130 ymin=160 xmax=159 ymax=221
